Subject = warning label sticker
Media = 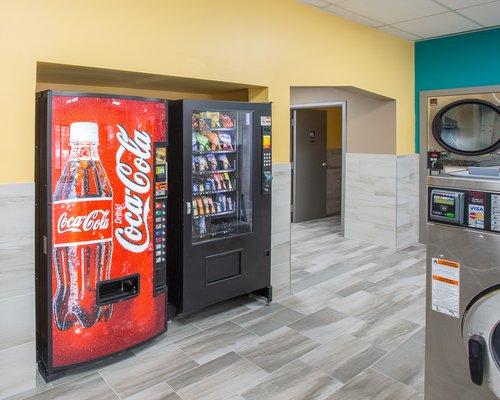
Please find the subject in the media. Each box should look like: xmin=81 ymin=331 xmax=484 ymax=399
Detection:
xmin=432 ymin=258 xmax=460 ymax=318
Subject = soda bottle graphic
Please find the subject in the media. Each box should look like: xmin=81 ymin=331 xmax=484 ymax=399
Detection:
xmin=52 ymin=122 xmax=113 ymax=330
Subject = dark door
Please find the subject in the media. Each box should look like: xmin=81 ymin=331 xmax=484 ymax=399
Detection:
xmin=292 ymin=109 xmax=327 ymax=222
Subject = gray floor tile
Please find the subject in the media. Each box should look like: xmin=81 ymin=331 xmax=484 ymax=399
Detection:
xmin=232 ymin=302 xmax=305 ymax=336
xmin=175 ymin=321 xmax=257 ymax=363
xmin=166 ymin=316 xmax=202 ymax=342
xmin=23 ymin=373 xmax=118 ymax=400
xmin=301 ymin=334 xmax=386 ymax=383
xmin=325 ymin=368 xmax=419 ymax=400
xmin=372 ymin=339 xmax=425 ymax=393
xmin=167 ymin=352 xmax=266 ymax=400
xmin=352 ymin=316 xmax=420 ymax=352
xmin=127 ymin=382 xmax=182 ymax=400
xmin=278 ymin=285 xmax=336 ymax=314
xmin=237 ymin=327 xmax=320 ymax=373
xmin=99 ymin=345 xmax=197 ymax=398
xmin=409 ymin=327 xmax=425 ymax=345
xmin=288 ymin=307 xmax=364 ymax=344
xmin=242 ymin=360 xmax=341 ymax=400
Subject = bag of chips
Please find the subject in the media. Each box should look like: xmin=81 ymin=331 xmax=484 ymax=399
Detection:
xmin=221 ymin=114 xmax=233 ymax=128
xmin=196 ymin=156 xmax=208 ymax=172
xmin=196 ymin=132 xmax=210 ymax=152
xmin=217 ymin=154 xmax=231 ymax=170
xmin=206 ymin=154 xmax=218 ymax=171
xmin=218 ymin=133 xmax=233 ymax=151
xmin=206 ymin=132 xmax=221 ymax=151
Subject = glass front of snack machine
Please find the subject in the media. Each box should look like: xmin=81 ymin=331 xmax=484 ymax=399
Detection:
xmin=191 ymin=110 xmax=253 ymax=243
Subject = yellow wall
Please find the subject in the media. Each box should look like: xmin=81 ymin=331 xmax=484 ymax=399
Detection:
xmin=326 ymin=108 xmax=342 ymax=149
xmin=0 ymin=0 xmax=414 ymax=183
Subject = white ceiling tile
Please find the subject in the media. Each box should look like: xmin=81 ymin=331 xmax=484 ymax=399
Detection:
xmin=334 ymin=0 xmax=447 ymax=24
xmin=458 ymin=1 xmax=500 ymax=26
xmin=435 ymin=0 xmax=496 ymax=9
xmin=377 ymin=25 xmax=423 ymax=40
xmin=393 ymin=11 xmax=482 ymax=38
xmin=299 ymin=0 xmax=333 ymax=7
xmin=323 ymin=4 xmax=385 ymax=26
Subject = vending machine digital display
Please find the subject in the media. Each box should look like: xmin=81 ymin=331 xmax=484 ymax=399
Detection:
xmin=35 ymin=91 xmax=167 ymax=380
xmin=168 ymin=100 xmax=272 ymax=314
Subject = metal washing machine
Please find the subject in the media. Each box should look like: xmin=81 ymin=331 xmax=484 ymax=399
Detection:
xmin=425 ymin=91 xmax=500 ymax=399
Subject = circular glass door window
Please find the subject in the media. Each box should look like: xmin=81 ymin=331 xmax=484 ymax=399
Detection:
xmin=432 ymin=99 xmax=500 ymax=155
xmin=491 ymin=322 xmax=500 ymax=369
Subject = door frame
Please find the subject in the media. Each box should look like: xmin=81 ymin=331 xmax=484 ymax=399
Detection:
xmin=290 ymin=101 xmax=347 ymax=235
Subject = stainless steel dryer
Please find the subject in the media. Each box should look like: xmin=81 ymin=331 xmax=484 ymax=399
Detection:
xmin=427 ymin=92 xmax=500 ymax=175
xmin=426 ymin=170 xmax=500 ymax=400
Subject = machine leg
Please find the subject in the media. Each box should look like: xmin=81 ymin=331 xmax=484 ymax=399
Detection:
xmin=253 ymin=286 xmax=273 ymax=306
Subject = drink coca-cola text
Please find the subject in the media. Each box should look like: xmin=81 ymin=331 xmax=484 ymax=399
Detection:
xmin=115 ymin=125 xmax=152 ymax=253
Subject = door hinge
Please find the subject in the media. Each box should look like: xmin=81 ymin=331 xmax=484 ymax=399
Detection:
xmin=290 ymin=162 xmax=294 ymax=171
xmin=290 ymin=118 xmax=295 ymax=127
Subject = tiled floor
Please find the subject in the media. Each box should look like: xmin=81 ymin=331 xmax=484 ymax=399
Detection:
xmin=11 ymin=216 xmax=426 ymax=400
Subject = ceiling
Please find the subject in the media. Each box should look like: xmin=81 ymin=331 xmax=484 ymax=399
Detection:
xmin=299 ymin=0 xmax=500 ymax=40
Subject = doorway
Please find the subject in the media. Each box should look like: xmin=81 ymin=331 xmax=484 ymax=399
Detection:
xmin=291 ymin=103 xmax=346 ymax=231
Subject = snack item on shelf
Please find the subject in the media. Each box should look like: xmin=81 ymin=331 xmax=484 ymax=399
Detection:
xmin=207 ymin=197 xmax=216 ymax=214
xmin=196 ymin=156 xmax=208 ymax=172
xmin=214 ymin=173 xmax=223 ymax=190
xmin=192 ymin=113 xmax=200 ymax=130
xmin=191 ymin=158 xmax=196 ymax=172
xmin=206 ymin=132 xmax=221 ymax=151
xmin=198 ymin=179 xmax=205 ymax=192
xmin=192 ymin=182 xmax=198 ymax=194
xmin=218 ymin=133 xmax=233 ymax=151
xmin=200 ymin=112 xmax=221 ymax=129
xmin=217 ymin=154 xmax=231 ymax=170
xmin=202 ymin=197 xmax=210 ymax=215
xmin=216 ymin=194 xmax=226 ymax=212
xmin=227 ymin=196 xmax=233 ymax=211
xmin=196 ymin=198 xmax=205 ymax=215
xmin=205 ymin=178 xmax=215 ymax=192
xmin=196 ymin=132 xmax=210 ymax=152
xmin=223 ymin=172 xmax=232 ymax=189
xmin=192 ymin=200 xmax=198 ymax=217
xmin=196 ymin=218 xmax=207 ymax=236
xmin=198 ymin=118 xmax=211 ymax=131
xmin=206 ymin=154 xmax=218 ymax=171
xmin=221 ymin=114 xmax=233 ymax=128
xmin=192 ymin=134 xmax=197 ymax=151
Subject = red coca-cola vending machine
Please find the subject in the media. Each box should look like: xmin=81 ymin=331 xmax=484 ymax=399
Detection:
xmin=35 ymin=91 xmax=168 ymax=380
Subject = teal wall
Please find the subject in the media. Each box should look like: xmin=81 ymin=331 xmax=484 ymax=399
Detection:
xmin=415 ymin=27 xmax=500 ymax=152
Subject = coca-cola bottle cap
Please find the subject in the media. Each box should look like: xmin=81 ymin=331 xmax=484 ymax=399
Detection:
xmin=70 ymin=122 xmax=99 ymax=143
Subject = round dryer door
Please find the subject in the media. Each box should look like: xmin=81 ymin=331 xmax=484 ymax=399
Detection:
xmin=432 ymin=99 xmax=500 ymax=156
xmin=463 ymin=289 xmax=500 ymax=397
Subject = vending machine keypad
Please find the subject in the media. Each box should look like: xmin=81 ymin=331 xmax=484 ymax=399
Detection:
xmin=261 ymin=124 xmax=272 ymax=194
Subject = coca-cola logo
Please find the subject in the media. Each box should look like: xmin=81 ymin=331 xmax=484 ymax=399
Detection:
xmin=114 ymin=125 xmax=152 ymax=253
xmin=57 ymin=210 xmax=110 ymax=234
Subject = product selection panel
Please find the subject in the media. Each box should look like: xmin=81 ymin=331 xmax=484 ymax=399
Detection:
xmin=429 ymin=187 xmax=500 ymax=233
xmin=154 ymin=143 xmax=167 ymax=294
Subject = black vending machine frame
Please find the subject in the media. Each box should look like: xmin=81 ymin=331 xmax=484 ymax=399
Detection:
xmin=35 ymin=91 xmax=168 ymax=381
xmin=168 ymin=100 xmax=272 ymax=314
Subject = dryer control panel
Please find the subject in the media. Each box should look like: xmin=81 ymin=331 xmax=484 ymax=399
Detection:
xmin=429 ymin=187 xmax=500 ymax=233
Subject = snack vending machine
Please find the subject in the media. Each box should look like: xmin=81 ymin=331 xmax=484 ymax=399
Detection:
xmin=168 ymin=100 xmax=272 ymax=314
xmin=35 ymin=91 xmax=168 ymax=380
